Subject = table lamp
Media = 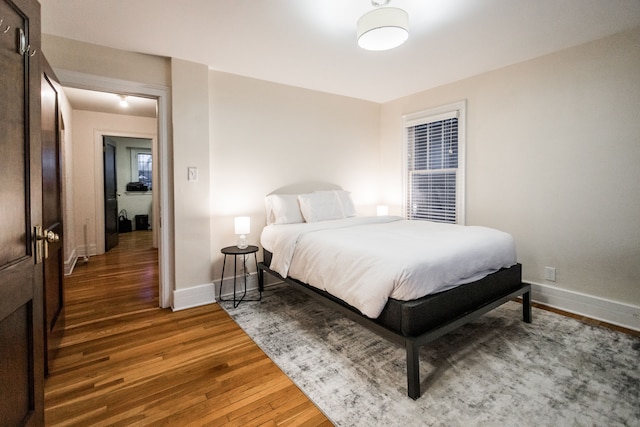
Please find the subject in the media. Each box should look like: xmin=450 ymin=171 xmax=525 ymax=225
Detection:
xmin=234 ymin=216 xmax=250 ymax=249
xmin=377 ymin=205 xmax=389 ymax=216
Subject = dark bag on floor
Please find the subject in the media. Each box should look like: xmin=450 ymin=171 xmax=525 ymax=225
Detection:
xmin=119 ymin=209 xmax=132 ymax=233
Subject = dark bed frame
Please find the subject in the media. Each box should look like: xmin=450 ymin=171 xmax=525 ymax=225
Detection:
xmin=258 ymin=249 xmax=532 ymax=399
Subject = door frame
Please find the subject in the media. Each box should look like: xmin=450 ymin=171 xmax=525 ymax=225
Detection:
xmin=54 ymin=69 xmax=173 ymax=309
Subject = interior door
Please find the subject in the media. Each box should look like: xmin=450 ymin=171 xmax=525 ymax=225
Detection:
xmin=0 ymin=0 xmax=45 ymax=425
xmin=41 ymin=58 xmax=64 ymax=376
xmin=104 ymin=139 xmax=118 ymax=251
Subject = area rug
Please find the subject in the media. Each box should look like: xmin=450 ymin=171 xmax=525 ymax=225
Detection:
xmin=220 ymin=284 xmax=639 ymax=426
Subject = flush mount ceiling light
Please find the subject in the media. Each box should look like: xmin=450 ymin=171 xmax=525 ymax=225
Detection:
xmin=357 ymin=0 xmax=409 ymax=51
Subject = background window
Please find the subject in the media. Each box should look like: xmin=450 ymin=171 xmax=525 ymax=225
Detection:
xmin=137 ymin=152 xmax=152 ymax=189
xmin=131 ymin=149 xmax=152 ymax=191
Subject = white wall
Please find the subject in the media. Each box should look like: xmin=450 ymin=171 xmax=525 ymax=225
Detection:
xmin=171 ymin=59 xmax=212 ymax=294
xmin=381 ymin=27 xmax=640 ymax=310
xmin=208 ymin=71 xmax=382 ymax=281
xmin=42 ymin=34 xmax=170 ymax=88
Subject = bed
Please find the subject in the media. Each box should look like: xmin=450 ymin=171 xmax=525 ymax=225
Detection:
xmin=257 ymin=186 xmax=532 ymax=399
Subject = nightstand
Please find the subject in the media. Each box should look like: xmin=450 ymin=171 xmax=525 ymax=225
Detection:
xmin=218 ymin=245 xmax=260 ymax=308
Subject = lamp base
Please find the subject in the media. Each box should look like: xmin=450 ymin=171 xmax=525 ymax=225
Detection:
xmin=237 ymin=234 xmax=248 ymax=249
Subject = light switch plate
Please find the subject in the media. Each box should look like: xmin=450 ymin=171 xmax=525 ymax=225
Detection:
xmin=187 ymin=166 xmax=198 ymax=182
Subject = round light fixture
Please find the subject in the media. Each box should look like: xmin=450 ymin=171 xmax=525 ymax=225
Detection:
xmin=357 ymin=7 xmax=409 ymax=51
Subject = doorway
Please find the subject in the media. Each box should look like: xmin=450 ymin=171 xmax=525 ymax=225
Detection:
xmin=103 ymin=135 xmax=154 ymax=253
xmin=55 ymin=70 xmax=172 ymax=309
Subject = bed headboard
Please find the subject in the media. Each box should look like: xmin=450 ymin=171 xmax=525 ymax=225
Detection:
xmin=267 ymin=181 xmax=343 ymax=195
xmin=264 ymin=182 xmax=355 ymax=225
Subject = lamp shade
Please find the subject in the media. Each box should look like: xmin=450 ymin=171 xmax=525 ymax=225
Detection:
xmin=376 ymin=205 xmax=389 ymax=216
xmin=357 ymin=7 xmax=409 ymax=51
xmin=234 ymin=216 xmax=250 ymax=235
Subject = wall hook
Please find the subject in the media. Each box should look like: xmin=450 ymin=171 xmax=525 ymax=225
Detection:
xmin=18 ymin=28 xmax=26 ymax=54
xmin=2 ymin=24 xmax=9 ymax=34
xmin=23 ymin=44 xmax=36 ymax=57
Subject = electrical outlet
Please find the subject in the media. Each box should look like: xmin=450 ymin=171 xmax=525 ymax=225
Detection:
xmin=544 ymin=266 xmax=556 ymax=282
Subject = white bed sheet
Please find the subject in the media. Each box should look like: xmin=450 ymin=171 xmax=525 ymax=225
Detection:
xmin=261 ymin=216 xmax=517 ymax=318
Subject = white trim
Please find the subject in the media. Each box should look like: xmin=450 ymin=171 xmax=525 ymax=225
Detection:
xmin=403 ymin=110 xmax=459 ymax=127
xmin=530 ymin=281 xmax=640 ymax=332
xmin=64 ymin=247 xmax=78 ymax=276
xmin=402 ymin=100 xmax=466 ymax=224
xmin=216 ymin=273 xmax=260 ymax=300
xmin=172 ymin=283 xmax=216 ymax=311
xmin=171 ymin=273 xmax=264 ymax=311
xmin=77 ymin=242 xmax=97 ymax=258
xmin=53 ymin=69 xmax=174 ymax=309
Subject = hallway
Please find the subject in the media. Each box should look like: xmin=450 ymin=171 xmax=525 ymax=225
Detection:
xmin=64 ymin=231 xmax=159 ymax=327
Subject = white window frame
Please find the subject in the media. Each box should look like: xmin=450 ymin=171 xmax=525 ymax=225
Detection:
xmin=402 ymin=100 xmax=466 ymax=224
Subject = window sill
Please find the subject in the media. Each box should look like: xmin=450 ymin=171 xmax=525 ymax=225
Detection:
xmin=124 ymin=191 xmax=152 ymax=196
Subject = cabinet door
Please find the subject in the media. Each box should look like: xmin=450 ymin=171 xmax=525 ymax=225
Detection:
xmin=0 ymin=0 xmax=44 ymax=425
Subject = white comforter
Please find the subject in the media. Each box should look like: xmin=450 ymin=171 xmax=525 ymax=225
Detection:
xmin=261 ymin=216 xmax=517 ymax=318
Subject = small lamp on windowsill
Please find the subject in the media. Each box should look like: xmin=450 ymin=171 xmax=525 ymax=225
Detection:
xmin=234 ymin=216 xmax=250 ymax=249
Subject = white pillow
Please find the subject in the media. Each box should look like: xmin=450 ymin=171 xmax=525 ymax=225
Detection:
xmin=266 ymin=194 xmax=305 ymax=225
xmin=265 ymin=196 xmax=276 ymax=225
xmin=298 ymin=191 xmax=344 ymax=222
xmin=333 ymin=190 xmax=357 ymax=217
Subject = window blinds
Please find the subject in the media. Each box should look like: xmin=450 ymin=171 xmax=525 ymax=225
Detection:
xmin=406 ymin=116 xmax=459 ymax=223
xmin=137 ymin=152 xmax=153 ymax=190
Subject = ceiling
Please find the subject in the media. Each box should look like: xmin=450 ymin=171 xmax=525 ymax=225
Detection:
xmin=41 ymin=0 xmax=640 ymax=111
xmin=62 ymin=87 xmax=158 ymax=118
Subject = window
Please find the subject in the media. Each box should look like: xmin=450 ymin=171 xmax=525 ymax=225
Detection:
xmin=404 ymin=101 xmax=465 ymax=224
xmin=130 ymin=148 xmax=152 ymax=191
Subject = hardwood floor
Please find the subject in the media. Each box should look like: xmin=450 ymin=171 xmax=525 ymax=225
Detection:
xmin=531 ymin=302 xmax=640 ymax=337
xmin=44 ymin=231 xmax=332 ymax=426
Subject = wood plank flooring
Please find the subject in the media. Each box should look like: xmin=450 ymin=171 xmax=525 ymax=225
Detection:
xmin=44 ymin=231 xmax=332 ymax=426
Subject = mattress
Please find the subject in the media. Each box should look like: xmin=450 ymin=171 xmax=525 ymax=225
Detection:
xmin=260 ymin=216 xmax=517 ymax=318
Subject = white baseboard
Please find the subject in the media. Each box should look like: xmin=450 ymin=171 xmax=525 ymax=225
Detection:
xmin=170 ymin=276 xmax=640 ymax=332
xmin=66 ymin=244 xmax=98 ymax=276
xmin=172 ymin=282 xmax=216 ymax=311
xmin=171 ymin=273 xmax=261 ymax=311
xmin=77 ymin=243 xmax=97 ymax=258
xmin=530 ymin=281 xmax=640 ymax=332
xmin=217 ymin=273 xmax=260 ymax=300
xmin=64 ymin=248 xmax=78 ymax=276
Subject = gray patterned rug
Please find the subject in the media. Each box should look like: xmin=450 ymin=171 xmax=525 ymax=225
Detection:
xmin=220 ymin=283 xmax=639 ymax=426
